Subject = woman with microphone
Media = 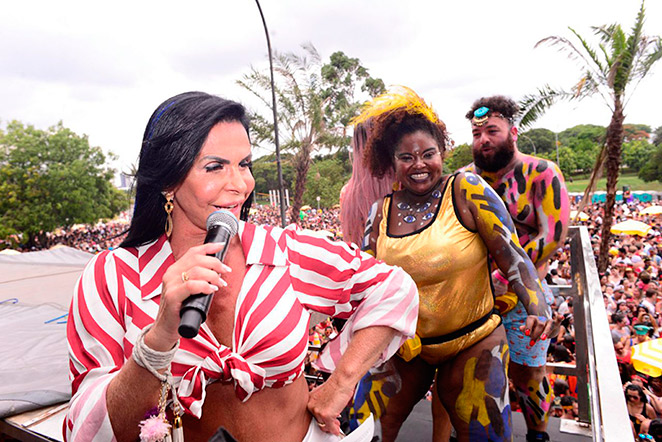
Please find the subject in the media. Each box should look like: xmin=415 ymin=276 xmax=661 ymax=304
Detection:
xmin=65 ymin=92 xmax=418 ymax=442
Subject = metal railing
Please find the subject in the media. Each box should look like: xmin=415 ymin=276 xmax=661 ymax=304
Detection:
xmin=303 ymin=226 xmax=632 ymax=439
xmin=548 ymin=226 xmax=631 ymax=441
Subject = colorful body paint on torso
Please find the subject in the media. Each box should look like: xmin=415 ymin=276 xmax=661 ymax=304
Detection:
xmin=465 ymin=154 xmax=570 ymax=267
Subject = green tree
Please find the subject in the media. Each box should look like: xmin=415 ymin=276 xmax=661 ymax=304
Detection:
xmin=538 ymin=146 xmax=577 ymax=178
xmin=639 ymin=143 xmax=662 ymax=182
xmin=303 ymin=156 xmax=348 ymax=208
xmin=0 ymin=121 xmax=128 ymax=248
xmin=320 ymin=51 xmax=385 ymax=145
xmin=558 ymin=124 xmax=606 ymax=146
xmin=445 ymin=143 xmax=474 ymax=172
xmin=652 ymin=125 xmax=662 ymax=146
xmin=521 ymin=1 xmax=662 ymax=273
xmin=238 ymin=44 xmax=383 ymax=223
xmin=623 ymin=139 xmax=655 ymax=172
xmin=520 ymin=128 xmax=557 ymax=154
xmin=565 ymin=137 xmax=600 ymax=173
xmin=251 ymin=154 xmax=295 ymax=198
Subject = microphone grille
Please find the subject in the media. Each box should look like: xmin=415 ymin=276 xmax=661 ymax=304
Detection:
xmin=206 ymin=209 xmax=239 ymax=236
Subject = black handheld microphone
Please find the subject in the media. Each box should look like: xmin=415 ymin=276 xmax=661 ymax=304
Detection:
xmin=178 ymin=209 xmax=239 ymax=338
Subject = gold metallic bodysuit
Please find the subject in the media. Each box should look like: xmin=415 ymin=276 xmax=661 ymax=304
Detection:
xmin=377 ymin=175 xmax=500 ymax=364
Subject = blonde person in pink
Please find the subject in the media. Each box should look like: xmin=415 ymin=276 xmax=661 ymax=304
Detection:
xmin=65 ymin=92 xmax=419 ymax=442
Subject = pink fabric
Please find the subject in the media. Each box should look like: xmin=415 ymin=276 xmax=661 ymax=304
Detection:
xmin=65 ymin=222 xmax=418 ymax=440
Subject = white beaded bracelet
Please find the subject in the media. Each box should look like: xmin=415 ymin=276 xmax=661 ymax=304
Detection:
xmin=132 ymin=323 xmax=179 ymax=382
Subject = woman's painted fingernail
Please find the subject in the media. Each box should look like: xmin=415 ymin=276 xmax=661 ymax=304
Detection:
xmin=210 ymin=285 xmax=219 ymax=292
xmin=222 ymin=264 xmax=232 ymax=272
xmin=530 ymin=339 xmax=536 ymax=346
xmin=541 ymin=333 xmax=547 ymax=340
xmin=219 ymin=279 xmax=228 ymax=287
xmin=524 ymin=329 xmax=531 ymax=336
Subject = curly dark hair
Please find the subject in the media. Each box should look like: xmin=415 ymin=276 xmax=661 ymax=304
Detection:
xmin=465 ymin=95 xmax=519 ymax=124
xmin=363 ymin=110 xmax=449 ymax=178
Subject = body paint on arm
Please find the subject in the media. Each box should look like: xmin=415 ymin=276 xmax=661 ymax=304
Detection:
xmin=361 ymin=200 xmax=381 ymax=256
xmin=457 ymin=172 xmax=550 ymax=318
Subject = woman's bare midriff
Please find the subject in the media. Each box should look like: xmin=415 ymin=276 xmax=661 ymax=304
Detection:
xmin=181 ymin=376 xmax=311 ymax=442
xmin=180 ymin=242 xmax=312 ymax=441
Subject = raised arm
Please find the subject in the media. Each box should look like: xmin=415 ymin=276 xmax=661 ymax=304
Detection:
xmin=454 ymin=172 xmax=551 ymax=339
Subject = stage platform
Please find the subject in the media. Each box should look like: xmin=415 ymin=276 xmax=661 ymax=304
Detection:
xmin=396 ymin=399 xmax=593 ymax=441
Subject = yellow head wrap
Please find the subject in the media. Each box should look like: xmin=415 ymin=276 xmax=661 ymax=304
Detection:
xmin=351 ymin=85 xmax=441 ymax=126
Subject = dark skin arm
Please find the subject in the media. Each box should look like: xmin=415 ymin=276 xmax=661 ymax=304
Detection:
xmin=362 ymin=197 xmax=385 ymax=257
xmin=454 ymin=171 xmax=552 ymax=342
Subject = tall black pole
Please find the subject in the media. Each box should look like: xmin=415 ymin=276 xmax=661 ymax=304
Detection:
xmin=255 ymin=0 xmax=287 ymax=228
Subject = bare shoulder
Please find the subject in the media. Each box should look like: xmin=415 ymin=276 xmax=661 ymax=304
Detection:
xmin=520 ymin=153 xmax=565 ymax=181
xmin=456 ymin=162 xmax=477 ymax=174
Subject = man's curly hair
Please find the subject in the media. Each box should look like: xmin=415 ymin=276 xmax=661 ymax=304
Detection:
xmin=465 ymin=95 xmax=519 ymax=124
xmin=364 ymin=109 xmax=449 ymax=178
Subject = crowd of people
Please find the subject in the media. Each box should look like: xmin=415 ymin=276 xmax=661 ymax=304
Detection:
xmin=4 ymin=206 xmax=340 ymax=254
xmin=496 ymin=194 xmax=662 ymax=439
xmin=7 ymin=88 xmax=662 ymax=441
xmin=4 ymin=212 xmax=131 ymax=253
xmin=9 ymin=174 xmax=662 ymax=439
xmin=248 ymin=204 xmax=343 ymax=240
xmin=575 ymin=196 xmax=662 ymax=440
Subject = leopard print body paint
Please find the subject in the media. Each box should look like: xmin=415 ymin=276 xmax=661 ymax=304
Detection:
xmin=513 ymin=375 xmax=552 ymax=427
xmin=465 ymin=155 xmax=570 ymax=267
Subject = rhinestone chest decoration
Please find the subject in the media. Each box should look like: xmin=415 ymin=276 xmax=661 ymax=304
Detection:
xmin=396 ymin=189 xmax=442 ymax=225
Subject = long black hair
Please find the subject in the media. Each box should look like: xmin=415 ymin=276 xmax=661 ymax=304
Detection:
xmin=120 ymin=92 xmax=252 ymax=248
xmin=625 ymin=383 xmax=648 ymax=404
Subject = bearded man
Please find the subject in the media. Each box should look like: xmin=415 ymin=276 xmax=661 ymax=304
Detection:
xmin=462 ymin=96 xmax=570 ymax=442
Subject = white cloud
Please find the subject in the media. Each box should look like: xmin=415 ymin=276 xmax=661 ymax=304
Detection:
xmin=1 ymin=0 xmax=660 ymax=173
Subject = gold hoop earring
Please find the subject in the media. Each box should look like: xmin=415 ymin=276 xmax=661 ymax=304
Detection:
xmin=164 ymin=193 xmax=174 ymax=237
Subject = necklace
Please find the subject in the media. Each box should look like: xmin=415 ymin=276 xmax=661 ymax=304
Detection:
xmin=395 ymin=188 xmax=442 ymax=226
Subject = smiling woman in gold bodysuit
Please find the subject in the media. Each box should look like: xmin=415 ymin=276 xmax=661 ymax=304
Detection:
xmin=343 ymin=87 xmax=553 ymax=442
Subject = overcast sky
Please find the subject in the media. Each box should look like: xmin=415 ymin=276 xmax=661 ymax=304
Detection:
xmin=2 ymin=0 xmax=661 ymax=174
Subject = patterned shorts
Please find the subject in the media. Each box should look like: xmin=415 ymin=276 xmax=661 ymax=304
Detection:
xmin=502 ymin=281 xmax=555 ymax=367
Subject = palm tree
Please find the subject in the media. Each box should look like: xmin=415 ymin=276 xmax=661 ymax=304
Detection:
xmin=238 ymin=44 xmax=385 ymax=224
xmin=238 ymin=43 xmax=329 ymax=223
xmin=518 ymin=1 xmax=662 ymax=273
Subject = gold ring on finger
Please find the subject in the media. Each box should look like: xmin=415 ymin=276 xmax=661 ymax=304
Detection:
xmin=181 ymin=271 xmax=189 ymax=283
xmin=317 ymin=421 xmax=326 ymax=427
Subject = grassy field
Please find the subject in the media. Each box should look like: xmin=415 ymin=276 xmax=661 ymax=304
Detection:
xmin=565 ymin=173 xmax=662 ymax=193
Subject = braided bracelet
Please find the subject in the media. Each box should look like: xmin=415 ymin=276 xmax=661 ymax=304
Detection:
xmin=132 ymin=323 xmax=179 ymax=382
xmin=133 ymin=324 xmax=185 ymax=442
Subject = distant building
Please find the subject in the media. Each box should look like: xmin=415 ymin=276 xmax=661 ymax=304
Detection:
xmin=116 ymin=172 xmax=134 ymax=191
